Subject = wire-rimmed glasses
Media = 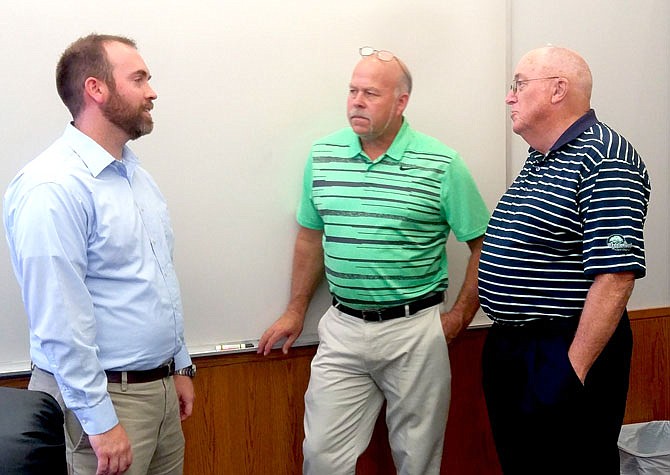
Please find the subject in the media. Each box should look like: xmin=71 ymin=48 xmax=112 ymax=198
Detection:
xmin=359 ymin=46 xmax=395 ymax=62
xmin=510 ymin=76 xmax=560 ymax=94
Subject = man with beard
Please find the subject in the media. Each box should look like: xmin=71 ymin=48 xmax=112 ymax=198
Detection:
xmin=3 ymin=34 xmax=195 ymax=475
xmin=258 ymin=47 xmax=489 ymax=474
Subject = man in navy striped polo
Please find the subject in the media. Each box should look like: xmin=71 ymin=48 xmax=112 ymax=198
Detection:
xmin=479 ymin=46 xmax=651 ymax=474
xmin=258 ymin=47 xmax=490 ymax=474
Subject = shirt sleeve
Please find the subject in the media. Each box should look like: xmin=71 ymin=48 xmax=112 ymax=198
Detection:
xmin=173 ymin=344 xmax=192 ymax=370
xmin=441 ymin=155 xmax=490 ymax=242
xmin=6 ymin=182 xmax=118 ymax=435
xmin=580 ymin=156 xmax=650 ymax=278
xmin=296 ymin=153 xmax=324 ymax=230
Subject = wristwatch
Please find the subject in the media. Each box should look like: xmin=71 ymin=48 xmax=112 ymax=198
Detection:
xmin=174 ymin=364 xmax=197 ymax=378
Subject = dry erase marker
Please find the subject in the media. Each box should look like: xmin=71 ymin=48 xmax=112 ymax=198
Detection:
xmin=215 ymin=343 xmax=255 ymax=351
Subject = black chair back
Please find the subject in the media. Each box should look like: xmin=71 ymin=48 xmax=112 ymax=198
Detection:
xmin=0 ymin=386 xmax=67 ymax=475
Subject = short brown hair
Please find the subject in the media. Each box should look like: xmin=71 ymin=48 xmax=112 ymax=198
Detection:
xmin=56 ymin=34 xmax=136 ymax=118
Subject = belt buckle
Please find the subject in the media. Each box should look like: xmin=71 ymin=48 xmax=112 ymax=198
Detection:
xmin=360 ymin=309 xmax=383 ymax=321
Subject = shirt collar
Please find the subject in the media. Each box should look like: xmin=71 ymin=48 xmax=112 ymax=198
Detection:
xmin=351 ymin=118 xmax=410 ymax=162
xmin=63 ymin=123 xmax=140 ymax=178
xmin=383 ymin=119 xmax=410 ymax=162
xmin=549 ymin=109 xmax=598 ymax=152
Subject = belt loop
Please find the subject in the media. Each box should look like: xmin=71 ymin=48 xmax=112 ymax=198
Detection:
xmin=121 ymin=371 xmax=128 ymax=392
xmin=404 ymin=304 xmax=410 ymax=317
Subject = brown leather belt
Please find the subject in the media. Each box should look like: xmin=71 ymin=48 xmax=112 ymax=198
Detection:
xmin=105 ymin=360 xmax=175 ymax=384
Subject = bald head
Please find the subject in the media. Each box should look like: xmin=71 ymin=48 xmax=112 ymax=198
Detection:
xmin=507 ymin=46 xmax=594 ymax=153
xmin=354 ymin=55 xmax=412 ymax=96
xmin=520 ymin=46 xmax=593 ymax=104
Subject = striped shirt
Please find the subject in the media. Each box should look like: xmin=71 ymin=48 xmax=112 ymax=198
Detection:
xmin=297 ymin=120 xmax=490 ymax=309
xmin=478 ymin=110 xmax=651 ymax=324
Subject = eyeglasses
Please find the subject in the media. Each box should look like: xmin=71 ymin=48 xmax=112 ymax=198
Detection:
xmin=359 ymin=46 xmax=395 ymax=62
xmin=359 ymin=46 xmax=413 ymax=94
xmin=510 ymin=76 xmax=560 ymax=94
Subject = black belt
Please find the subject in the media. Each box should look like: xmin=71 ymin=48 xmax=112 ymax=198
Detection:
xmin=491 ymin=317 xmax=580 ymax=332
xmin=105 ymin=360 xmax=175 ymax=384
xmin=332 ymin=292 xmax=443 ymax=321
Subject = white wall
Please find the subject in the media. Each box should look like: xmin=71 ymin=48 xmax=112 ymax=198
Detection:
xmin=0 ymin=0 xmax=508 ymax=372
xmin=1 ymin=1 xmax=666 ymax=374
xmin=508 ymin=0 xmax=670 ymax=310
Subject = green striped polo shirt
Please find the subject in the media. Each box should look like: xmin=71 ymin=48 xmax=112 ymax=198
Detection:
xmin=297 ymin=120 xmax=490 ymax=309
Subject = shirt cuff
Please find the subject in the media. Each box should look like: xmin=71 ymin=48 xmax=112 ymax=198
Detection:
xmin=173 ymin=346 xmax=192 ymax=370
xmin=74 ymin=394 xmax=118 ymax=435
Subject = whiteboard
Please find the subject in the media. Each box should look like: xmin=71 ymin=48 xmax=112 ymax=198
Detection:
xmin=0 ymin=0 xmax=508 ymax=373
xmin=507 ymin=0 xmax=670 ymax=312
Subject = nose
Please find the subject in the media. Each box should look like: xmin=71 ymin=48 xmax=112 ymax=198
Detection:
xmin=147 ymin=84 xmax=158 ymax=101
xmin=505 ymin=89 xmax=517 ymax=104
xmin=350 ymin=91 xmax=366 ymax=108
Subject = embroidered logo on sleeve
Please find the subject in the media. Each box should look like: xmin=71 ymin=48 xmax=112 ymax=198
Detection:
xmin=607 ymin=235 xmax=633 ymax=252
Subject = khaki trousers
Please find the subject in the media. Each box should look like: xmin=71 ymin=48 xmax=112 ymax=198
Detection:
xmin=303 ymin=304 xmax=451 ymax=475
xmin=30 ymin=367 xmax=185 ymax=475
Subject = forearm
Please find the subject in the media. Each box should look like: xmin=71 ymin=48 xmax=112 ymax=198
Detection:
xmin=285 ymin=226 xmax=325 ymax=318
xmin=568 ymin=272 xmax=635 ymax=381
xmin=445 ymin=236 xmax=483 ymax=329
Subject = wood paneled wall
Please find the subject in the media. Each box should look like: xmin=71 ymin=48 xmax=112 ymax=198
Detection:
xmin=623 ymin=308 xmax=670 ymax=423
xmin=1 ymin=307 xmax=668 ymax=474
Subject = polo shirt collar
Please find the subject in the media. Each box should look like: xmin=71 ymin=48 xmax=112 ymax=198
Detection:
xmin=351 ymin=118 xmax=410 ymax=162
xmin=383 ymin=118 xmax=410 ymax=162
xmin=549 ymin=109 xmax=598 ymax=152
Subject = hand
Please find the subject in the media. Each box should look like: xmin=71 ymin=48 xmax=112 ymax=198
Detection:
xmin=257 ymin=310 xmax=304 ymax=355
xmin=88 ymin=423 xmax=133 ymax=475
xmin=174 ymin=374 xmax=195 ymax=421
xmin=567 ymin=349 xmax=588 ymax=385
xmin=440 ymin=311 xmax=464 ymax=344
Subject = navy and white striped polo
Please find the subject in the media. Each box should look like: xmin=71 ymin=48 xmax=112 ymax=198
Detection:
xmin=478 ymin=109 xmax=651 ymax=324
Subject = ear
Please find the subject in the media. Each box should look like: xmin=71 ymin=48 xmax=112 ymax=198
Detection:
xmin=395 ymin=92 xmax=410 ymax=115
xmin=83 ymin=76 xmax=107 ymax=106
xmin=550 ymin=78 xmax=568 ymax=104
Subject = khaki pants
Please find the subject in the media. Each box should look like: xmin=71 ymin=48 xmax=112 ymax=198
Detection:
xmin=30 ymin=367 xmax=185 ymax=475
xmin=303 ymin=304 xmax=451 ymax=475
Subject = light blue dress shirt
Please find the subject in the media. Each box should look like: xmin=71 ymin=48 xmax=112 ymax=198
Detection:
xmin=3 ymin=124 xmax=191 ymax=435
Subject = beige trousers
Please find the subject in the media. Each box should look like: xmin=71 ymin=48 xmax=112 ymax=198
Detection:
xmin=30 ymin=367 xmax=185 ymax=475
xmin=303 ymin=304 xmax=451 ymax=475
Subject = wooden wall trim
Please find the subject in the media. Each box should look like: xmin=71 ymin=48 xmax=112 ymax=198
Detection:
xmin=0 ymin=307 xmax=667 ymax=474
xmin=629 ymin=306 xmax=670 ymax=321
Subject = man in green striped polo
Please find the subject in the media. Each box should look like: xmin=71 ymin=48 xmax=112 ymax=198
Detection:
xmin=258 ymin=47 xmax=490 ymax=475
